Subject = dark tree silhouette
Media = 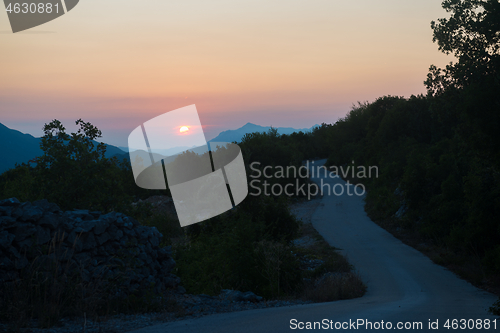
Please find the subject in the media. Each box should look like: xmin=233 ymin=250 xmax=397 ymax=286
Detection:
xmin=425 ymin=0 xmax=500 ymax=95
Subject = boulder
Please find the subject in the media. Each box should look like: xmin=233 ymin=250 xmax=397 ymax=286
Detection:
xmin=219 ymin=289 xmax=263 ymax=302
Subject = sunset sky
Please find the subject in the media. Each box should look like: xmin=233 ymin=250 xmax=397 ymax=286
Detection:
xmin=0 ymin=0 xmax=454 ymax=146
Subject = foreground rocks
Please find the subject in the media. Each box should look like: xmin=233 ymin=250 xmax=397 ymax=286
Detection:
xmin=0 ymin=198 xmax=181 ymax=296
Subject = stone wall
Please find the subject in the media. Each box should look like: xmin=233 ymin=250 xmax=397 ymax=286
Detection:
xmin=0 ymin=198 xmax=180 ymax=297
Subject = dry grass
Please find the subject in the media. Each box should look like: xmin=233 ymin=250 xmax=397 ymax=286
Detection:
xmin=301 ymin=272 xmax=366 ymax=302
xmin=0 ymin=230 xmax=173 ymax=331
xmin=0 ymin=230 xmax=114 ymax=330
xmin=292 ymin=221 xmax=367 ymax=302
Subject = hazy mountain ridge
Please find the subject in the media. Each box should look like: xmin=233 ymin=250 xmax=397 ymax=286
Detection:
xmin=209 ymin=122 xmax=319 ymax=143
xmin=0 ymin=122 xmax=318 ymax=174
xmin=0 ymin=123 xmax=42 ymax=175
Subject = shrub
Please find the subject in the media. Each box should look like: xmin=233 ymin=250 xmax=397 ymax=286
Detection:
xmin=254 ymin=239 xmax=302 ymax=298
xmin=301 ymin=272 xmax=366 ymax=303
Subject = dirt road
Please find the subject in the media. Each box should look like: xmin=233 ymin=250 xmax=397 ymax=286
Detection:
xmin=130 ymin=160 xmax=497 ymax=332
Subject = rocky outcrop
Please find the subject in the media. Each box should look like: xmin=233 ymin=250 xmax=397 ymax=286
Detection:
xmin=393 ymin=186 xmax=407 ymax=219
xmin=0 ymin=198 xmax=180 ymax=297
xmin=219 ymin=289 xmax=263 ymax=302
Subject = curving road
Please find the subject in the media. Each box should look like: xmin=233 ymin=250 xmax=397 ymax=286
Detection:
xmin=131 ymin=160 xmax=498 ymax=333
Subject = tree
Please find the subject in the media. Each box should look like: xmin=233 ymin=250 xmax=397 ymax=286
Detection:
xmin=0 ymin=119 xmax=141 ymax=212
xmin=425 ymin=0 xmax=500 ymax=95
xmin=32 ymin=119 xmax=133 ymax=211
xmin=37 ymin=119 xmax=106 ymax=169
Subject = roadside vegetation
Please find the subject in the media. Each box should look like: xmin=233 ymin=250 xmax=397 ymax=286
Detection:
xmin=1 ymin=0 xmax=499 ymax=326
xmin=295 ymin=221 xmax=366 ymax=302
xmin=0 ymin=115 xmax=364 ymax=330
xmin=322 ymin=0 xmax=500 ymax=301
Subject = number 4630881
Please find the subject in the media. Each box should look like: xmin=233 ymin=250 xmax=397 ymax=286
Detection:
xmin=5 ymin=2 xmax=60 ymax=14
xmin=444 ymin=319 xmax=497 ymax=330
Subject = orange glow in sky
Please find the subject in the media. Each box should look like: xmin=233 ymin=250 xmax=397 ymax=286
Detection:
xmin=0 ymin=0 xmax=455 ymax=146
xmin=180 ymin=126 xmax=189 ymax=133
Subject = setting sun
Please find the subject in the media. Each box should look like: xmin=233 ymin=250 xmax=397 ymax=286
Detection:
xmin=179 ymin=126 xmax=189 ymax=133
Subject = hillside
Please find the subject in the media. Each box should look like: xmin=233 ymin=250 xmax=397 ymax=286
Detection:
xmin=0 ymin=123 xmax=42 ymax=175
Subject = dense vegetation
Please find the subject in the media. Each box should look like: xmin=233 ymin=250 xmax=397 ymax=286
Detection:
xmin=177 ymin=0 xmax=500 ymax=291
xmin=225 ymin=0 xmax=500 ymax=286
xmin=0 ymin=119 xmax=153 ymax=213
xmin=0 ymin=120 xmax=311 ymax=301
xmin=321 ymin=0 xmax=500 ymax=284
xmin=0 ymin=0 xmax=499 ymax=320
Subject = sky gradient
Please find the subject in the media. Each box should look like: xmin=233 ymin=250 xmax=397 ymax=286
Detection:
xmin=0 ymin=0 xmax=454 ymax=146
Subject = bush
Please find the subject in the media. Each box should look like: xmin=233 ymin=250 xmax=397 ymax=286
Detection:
xmin=301 ymin=272 xmax=366 ymax=303
xmin=489 ymin=298 xmax=500 ymax=316
xmin=173 ymin=198 xmax=303 ymax=299
xmin=254 ymin=239 xmax=302 ymax=298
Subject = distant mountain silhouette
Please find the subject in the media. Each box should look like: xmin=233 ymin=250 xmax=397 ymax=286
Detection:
xmin=116 ymin=123 xmax=319 ymax=163
xmin=209 ymin=122 xmax=319 ymax=143
xmin=0 ymin=123 xmax=42 ymax=175
xmin=0 ymin=123 xmax=125 ymax=175
xmin=1 ymin=122 xmax=318 ymax=174
xmin=118 ymin=145 xmax=195 ymax=156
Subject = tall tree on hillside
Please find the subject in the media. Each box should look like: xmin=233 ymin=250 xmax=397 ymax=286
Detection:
xmin=425 ymin=0 xmax=500 ymax=95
